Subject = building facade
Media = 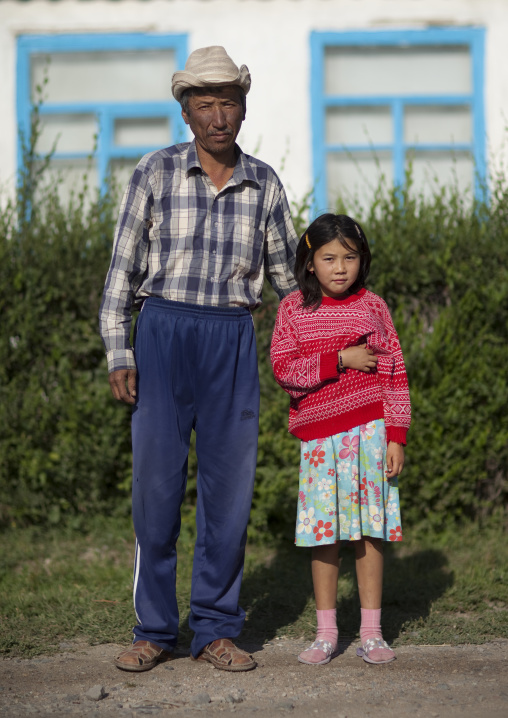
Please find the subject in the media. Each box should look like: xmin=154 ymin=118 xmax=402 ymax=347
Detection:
xmin=2 ymin=0 xmax=508 ymax=212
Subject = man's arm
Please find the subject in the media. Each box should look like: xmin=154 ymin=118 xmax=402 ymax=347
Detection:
xmin=108 ymin=369 xmax=138 ymax=405
xmin=99 ymin=163 xmax=153 ymax=400
xmin=263 ymin=182 xmax=299 ymax=299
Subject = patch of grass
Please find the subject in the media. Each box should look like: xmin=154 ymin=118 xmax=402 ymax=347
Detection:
xmin=241 ymin=523 xmax=508 ymax=647
xmin=0 ymin=518 xmax=137 ymax=656
xmin=390 ymin=525 xmax=508 ymax=645
xmin=0 ymin=520 xmax=506 ymax=657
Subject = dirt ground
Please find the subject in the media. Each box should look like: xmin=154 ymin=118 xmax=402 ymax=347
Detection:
xmin=1 ymin=638 xmax=507 ymax=718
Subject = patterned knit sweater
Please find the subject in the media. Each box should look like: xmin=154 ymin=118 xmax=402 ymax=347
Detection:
xmin=270 ymin=288 xmax=411 ymax=444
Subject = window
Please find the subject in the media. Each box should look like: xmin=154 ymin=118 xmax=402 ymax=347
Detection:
xmin=17 ymin=34 xmax=188 ymax=194
xmin=310 ymin=28 xmax=486 ymax=210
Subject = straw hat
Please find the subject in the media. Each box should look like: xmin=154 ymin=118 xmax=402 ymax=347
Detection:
xmin=172 ymin=46 xmax=251 ymax=102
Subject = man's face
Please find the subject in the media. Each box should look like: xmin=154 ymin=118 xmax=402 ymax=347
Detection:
xmin=182 ymin=87 xmax=245 ymax=157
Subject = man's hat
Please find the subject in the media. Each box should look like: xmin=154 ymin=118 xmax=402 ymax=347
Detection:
xmin=172 ymin=46 xmax=251 ymax=102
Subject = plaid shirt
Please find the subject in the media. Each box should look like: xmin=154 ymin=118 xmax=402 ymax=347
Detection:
xmin=99 ymin=140 xmax=298 ymax=372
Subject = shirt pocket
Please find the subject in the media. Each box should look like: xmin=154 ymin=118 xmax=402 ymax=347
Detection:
xmin=223 ymin=219 xmax=265 ymax=277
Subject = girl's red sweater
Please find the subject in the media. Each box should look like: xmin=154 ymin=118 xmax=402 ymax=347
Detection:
xmin=270 ymin=288 xmax=411 ymax=444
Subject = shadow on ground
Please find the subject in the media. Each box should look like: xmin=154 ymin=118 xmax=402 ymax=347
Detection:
xmin=179 ymin=541 xmax=453 ymax=652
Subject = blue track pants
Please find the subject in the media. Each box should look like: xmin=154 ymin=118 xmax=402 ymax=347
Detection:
xmin=131 ymin=298 xmax=259 ymax=657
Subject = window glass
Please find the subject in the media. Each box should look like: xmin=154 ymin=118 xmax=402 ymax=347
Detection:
xmin=326 ymin=150 xmax=393 ymax=209
xmin=35 ymin=159 xmax=98 ymax=206
xmin=325 ymin=45 xmax=471 ymax=96
xmin=110 ymin=158 xmax=142 ymax=191
xmin=404 ymin=105 xmax=472 ymax=145
xmin=406 ymin=150 xmax=474 ymax=198
xmin=37 ymin=114 xmax=97 ymax=154
xmin=31 ymin=50 xmax=176 ymax=103
xmin=326 ymin=106 xmax=392 ymax=145
xmin=114 ymin=117 xmax=171 ymax=148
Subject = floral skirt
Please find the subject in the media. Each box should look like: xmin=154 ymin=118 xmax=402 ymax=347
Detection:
xmin=295 ymin=420 xmax=402 ymax=546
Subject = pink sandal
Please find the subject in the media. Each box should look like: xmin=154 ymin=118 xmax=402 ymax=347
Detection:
xmin=356 ymin=637 xmax=396 ymax=665
xmin=298 ymin=639 xmax=339 ymax=665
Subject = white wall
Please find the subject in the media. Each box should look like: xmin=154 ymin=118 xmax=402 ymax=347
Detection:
xmin=1 ymin=0 xmax=508 ymax=203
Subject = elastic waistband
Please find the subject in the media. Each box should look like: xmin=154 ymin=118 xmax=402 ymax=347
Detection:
xmin=142 ymin=297 xmax=252 ymax=321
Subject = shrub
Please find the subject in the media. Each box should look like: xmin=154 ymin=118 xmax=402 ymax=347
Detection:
xmin=0 ymin=124 xmax=132 ymax=527
xmin=250 ymin=179 xmax=508 ymax=540
xmin=1 ymin=116 xmax=506 ymax=539
xmin=363 ymin=181 xmax=508 ymax=532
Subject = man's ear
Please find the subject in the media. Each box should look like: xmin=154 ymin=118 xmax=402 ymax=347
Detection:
xmin=182 ymin=109 xmax=190 ymax=125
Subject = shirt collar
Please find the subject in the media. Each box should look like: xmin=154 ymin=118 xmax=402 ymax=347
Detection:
xmin=185 ymin=139 xmax=260 ymax=188
xmin=185 ymin=140 xmax=202 ymax=172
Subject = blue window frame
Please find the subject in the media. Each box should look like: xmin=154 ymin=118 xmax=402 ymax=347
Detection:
xmin=310 ymin=28 xmax=486 ymax=211
xmin=17 ymin=33 xmax=188 ymax=192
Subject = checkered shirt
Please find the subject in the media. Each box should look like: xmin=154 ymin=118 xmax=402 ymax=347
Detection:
xmin=99 ymin=140 xmax=298 ymax=372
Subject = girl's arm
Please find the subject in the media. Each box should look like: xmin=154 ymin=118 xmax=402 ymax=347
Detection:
xmin=375 ymin=302 xmax=411 ymax=445
xmin=386 ymin=442 xmax=405 ymax=477
xmin=270 ymin=300 xmax=339 ymax=398
xmin=271 ymin=300 xmax=380 ymax=398
xmin=341 ymin=344 xmax=378 ymax=373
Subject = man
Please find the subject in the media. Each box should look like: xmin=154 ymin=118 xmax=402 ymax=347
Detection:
xmin=99 ymin=46 xmax=298 ymax=672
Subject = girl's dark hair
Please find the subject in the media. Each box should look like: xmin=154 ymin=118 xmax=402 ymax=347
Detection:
xmin=294 ymin=213 xmax=371 ymax=310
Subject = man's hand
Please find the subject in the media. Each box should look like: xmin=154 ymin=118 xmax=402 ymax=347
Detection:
xmin=340 ymin=343 xmax=378 ymax=372
xmin=108 ymin=369 xmax=137 ymax=404
xmin=386 ymin=442 xmax=404 ymax=478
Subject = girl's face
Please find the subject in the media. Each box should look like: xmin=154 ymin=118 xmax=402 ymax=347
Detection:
xmin=307 ymin=238 xmax=361 ymax=299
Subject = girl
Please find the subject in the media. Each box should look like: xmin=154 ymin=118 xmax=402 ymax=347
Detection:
xmin=270 ymin=213 xmax=411 ymax=666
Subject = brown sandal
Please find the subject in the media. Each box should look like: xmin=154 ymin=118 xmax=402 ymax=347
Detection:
xmin=114 ymin=640 xmax=173 ymax=672
xmin=194 ymin=638 xmax=257 ymax=672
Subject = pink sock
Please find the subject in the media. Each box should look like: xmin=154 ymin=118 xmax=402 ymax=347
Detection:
xmin=316 ymin=608 xmax=338 ymax=646
xmin=298 ymin=609 xmax=338 ymax=664
xmin=359 ymin=608 xmax=394 ymax=662
xmin=360 ymin=608 xmax=382 ymax=643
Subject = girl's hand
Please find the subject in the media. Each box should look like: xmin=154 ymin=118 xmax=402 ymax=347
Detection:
xmin=340 ymin=344 xmax=378 ymax=372
xmin=386 ymin=442 xmax=404 ymax=478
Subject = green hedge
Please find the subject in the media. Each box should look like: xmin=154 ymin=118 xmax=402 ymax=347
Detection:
xmin=0 ymin=137 xmax=133 ymax=528
xmin=0 ymin=131 xmax=506 ymax=537
xmin=250 ymin=182 xmax=508 ymax=538
xmin=365 ymin=184 xmax=508 ymax=532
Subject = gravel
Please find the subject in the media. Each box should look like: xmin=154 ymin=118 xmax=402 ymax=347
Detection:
xmin=1 ymin=637 xmax=507 ymax=717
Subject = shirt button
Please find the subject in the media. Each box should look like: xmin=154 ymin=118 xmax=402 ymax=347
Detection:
xmin=212 ymin=250 xmax=216 ymax=255
xmin=214 ymin=221 xmax=218 ymax=227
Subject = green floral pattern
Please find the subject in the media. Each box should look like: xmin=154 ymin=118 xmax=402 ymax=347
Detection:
xmin=295 ymin=420 xmax=402 ymax=546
